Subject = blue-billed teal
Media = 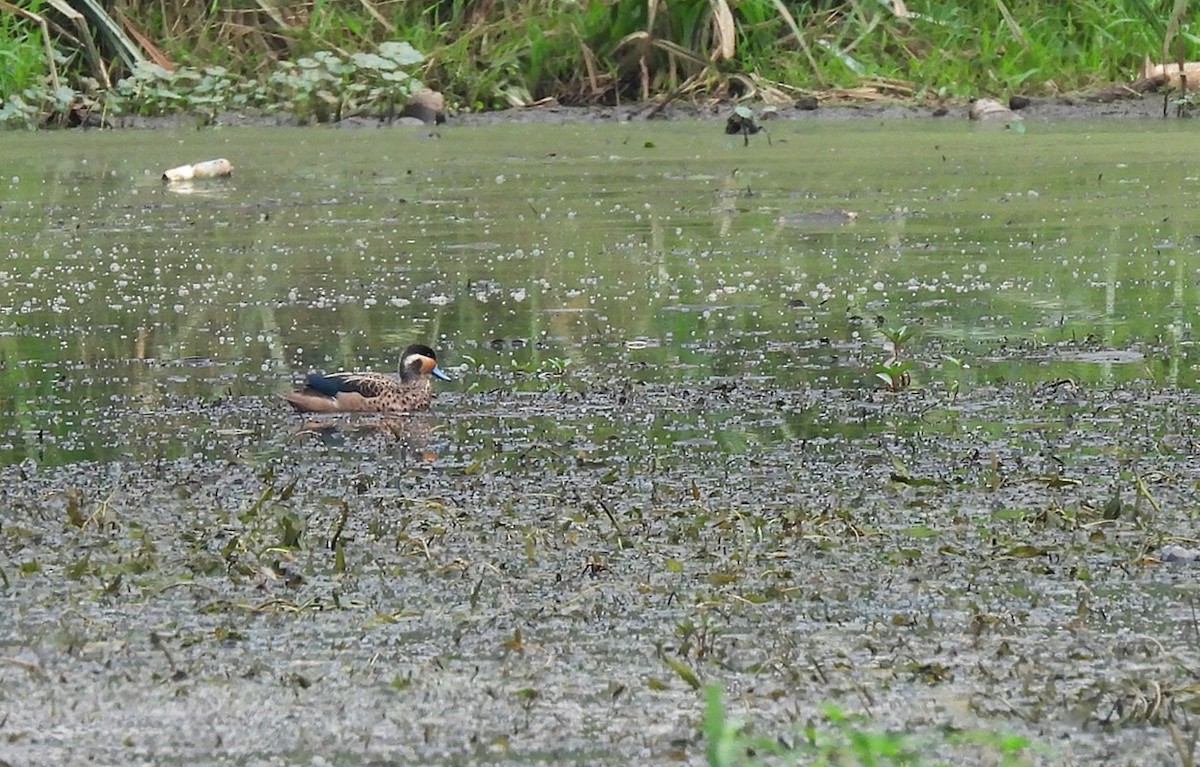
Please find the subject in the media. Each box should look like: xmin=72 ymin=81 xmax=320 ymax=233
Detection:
xmin=282 ymin=344 xmax=451 ymax=413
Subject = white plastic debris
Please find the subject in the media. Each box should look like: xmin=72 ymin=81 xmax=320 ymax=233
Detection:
xmin=162 ymin=158 xmax=233 ymax=182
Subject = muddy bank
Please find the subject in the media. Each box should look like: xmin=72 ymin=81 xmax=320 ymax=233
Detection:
xmin=456 ymin=92 xmax=1179 ymax=125
xmin=100 ymin=89 xmax=1181 ymax=131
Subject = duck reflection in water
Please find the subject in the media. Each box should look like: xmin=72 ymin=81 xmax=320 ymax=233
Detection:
xmin=289 ymin=413 xmax=440 ymax=460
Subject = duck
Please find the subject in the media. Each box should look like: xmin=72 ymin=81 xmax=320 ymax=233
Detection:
xmin=282 ymin=343 xmax=451 ymax=413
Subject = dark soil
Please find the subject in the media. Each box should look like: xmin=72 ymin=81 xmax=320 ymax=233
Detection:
xmin=101 ymin=90 xmax=1185 ymax=131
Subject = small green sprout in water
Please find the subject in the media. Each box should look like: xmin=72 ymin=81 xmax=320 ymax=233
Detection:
xmin=939 ymin=354 xmax=970 ymax=401
xmin=508 ymin=355 xmax=572 ymax=390
xmin=875 ymin=358 xmax=913 ymax=392
xmin=876 ymin=325 xmax=915 ymax=392
xmin=880 ymin=324 xmax=915 ymax=358
xmin=539 ymin=356 xmax=571 ymax=378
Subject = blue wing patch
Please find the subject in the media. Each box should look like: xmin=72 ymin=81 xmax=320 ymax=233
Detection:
xmin=305 ymin=372 xmax=390 ymax=398
xmin=305 ymin=373 xmax=349 ymax=397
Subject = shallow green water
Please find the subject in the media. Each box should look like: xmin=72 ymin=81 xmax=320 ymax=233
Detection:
xmin=2 ymin=120 xmax=1200 ymax=463
xmin=6 ymin=118 xmax=1200 ymax=767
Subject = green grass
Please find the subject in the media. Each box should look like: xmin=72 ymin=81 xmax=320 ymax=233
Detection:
xmin=0 ymin=0 xmax=1189 ymax=125
xmin=0 ymin=1 xmax=49 ymax=98
xmin=702 ymin=685 xmax=1034 ymax=767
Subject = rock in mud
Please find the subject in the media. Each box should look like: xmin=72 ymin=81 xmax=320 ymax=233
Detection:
xmin=1161 ymin=544 xmax=1200 ymax=563
xmin=401 ymin=88 xmax=447 ymax=125
xmin=969 ymin=98 xmax=1021 ymax=121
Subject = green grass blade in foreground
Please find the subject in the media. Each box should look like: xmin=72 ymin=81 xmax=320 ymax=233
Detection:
xmin=702 ymin=685 xmax=1035 ymax=766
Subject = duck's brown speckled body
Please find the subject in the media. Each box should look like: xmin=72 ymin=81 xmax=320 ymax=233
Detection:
xmin=282 ymin=344 xmax=451 ymax=413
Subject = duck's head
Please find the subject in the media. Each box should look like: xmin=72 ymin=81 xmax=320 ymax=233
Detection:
xmin=400 ymin=344 xmax=452 ymax=382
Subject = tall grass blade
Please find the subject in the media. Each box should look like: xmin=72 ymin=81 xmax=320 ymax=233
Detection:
xmin=0 ymin=0 xmax=61 ymax=90
xmin=1162 ymin=0 xmax=1189 ymax=63
xmin=356 ymin=0 xmax=394 ymax=33
xmin=68 ymin=0 xmax=146 ymax=72
xmin=1126 ymin=0 xmax=1166 ymax=39
xmin=652 ymin=37 xmax=707 ymax=66
xmin=252 ymin=0 xmax=293 ymax=31
xmin=816 ymin=38 xmax=865 ymax=75
xmin=993 ymin=0 xmax=1028 ymax=48
xmin=709 ymin=0 xmax=735 ymax=61
xmin=768 ymin=0 xmax=825 ymax=84
xmin=112 ymin=8 xmax=174 ymax=71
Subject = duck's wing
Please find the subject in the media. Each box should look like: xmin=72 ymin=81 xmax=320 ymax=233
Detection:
xmin=304 ymin=371 xmax=396 ymax=399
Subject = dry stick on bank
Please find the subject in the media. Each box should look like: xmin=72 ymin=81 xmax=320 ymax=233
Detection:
xmin=1085 ymin=74 xmax=1169 ymax=103
xmin=112 ymin=7 xmax=175 ymax=71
